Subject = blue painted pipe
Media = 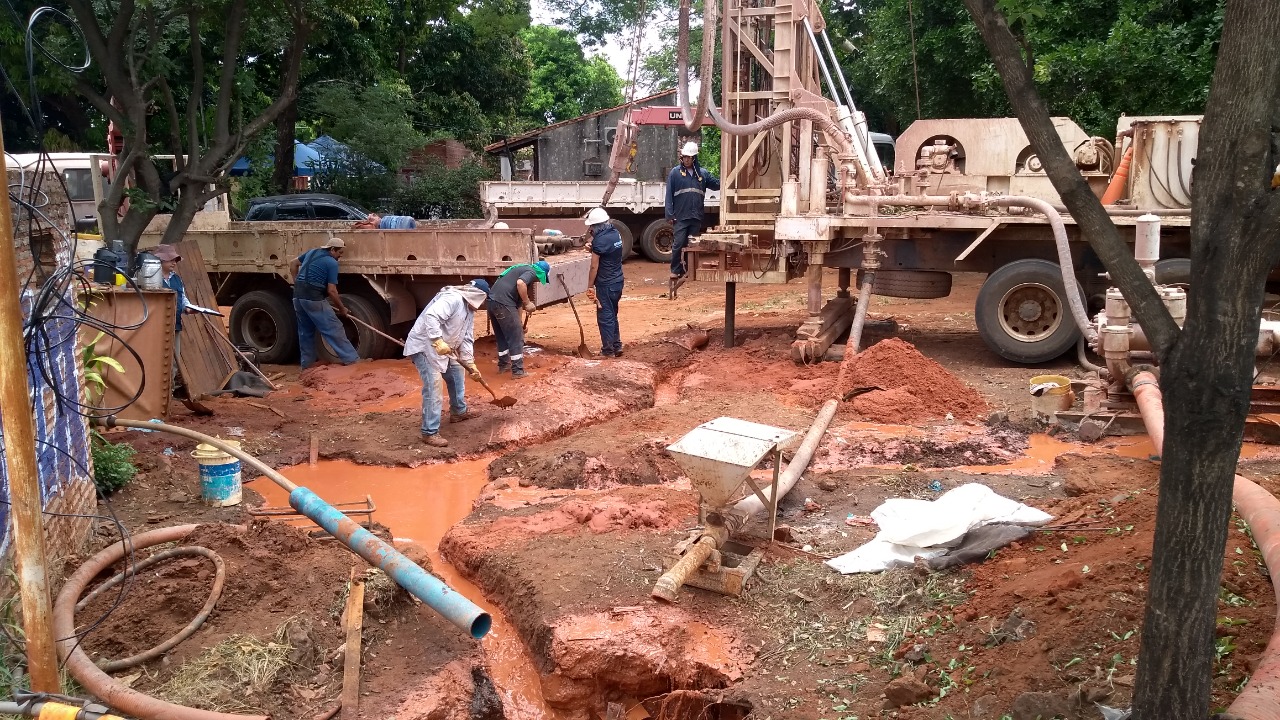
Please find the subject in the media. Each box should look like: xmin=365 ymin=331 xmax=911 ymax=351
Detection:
xmin=289 ymin=487 xmax=491 ymax=639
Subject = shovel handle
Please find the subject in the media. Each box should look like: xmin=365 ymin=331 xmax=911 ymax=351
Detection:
xmin=348 ymin=315 xmax=406 ymax=348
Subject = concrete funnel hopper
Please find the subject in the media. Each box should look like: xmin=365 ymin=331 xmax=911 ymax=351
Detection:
xmin=666 ymin=418 xmax=797 ymax=508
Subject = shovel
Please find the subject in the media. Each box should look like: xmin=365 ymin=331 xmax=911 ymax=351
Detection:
xmin=558 ymin=276 xmax=593 ymax=358
xmin=349 ymin=317 xmax=518 ymax=408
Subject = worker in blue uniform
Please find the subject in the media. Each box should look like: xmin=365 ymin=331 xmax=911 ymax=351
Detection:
xmin=584 ymin=207 xmax=625 ymax=357
xmin=664 ymin=140 xmax=720 ymax=295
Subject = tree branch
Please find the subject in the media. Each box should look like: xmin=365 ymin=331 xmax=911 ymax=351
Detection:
xmin=212 ymin=0 xmax=248 ymax=144
xmin=184 ymin=4 xmax=206 ymax=176
xmin=963 ymin=0 xmax=1182 ymax=361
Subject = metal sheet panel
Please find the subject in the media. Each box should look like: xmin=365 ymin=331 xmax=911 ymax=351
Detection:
xmin=666 ymin=418 xmax=796 ymax=506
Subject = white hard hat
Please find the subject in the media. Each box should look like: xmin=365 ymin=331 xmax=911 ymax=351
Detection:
xmin=681 ymin=141 xmax=699 ymax=157
xmin=585 ymin=207 xmax=610 ymax=226
xmin=493 ymin=222 xmax=509 ymax=229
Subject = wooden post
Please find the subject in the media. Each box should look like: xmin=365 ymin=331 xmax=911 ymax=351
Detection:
xmin=341 ymin=569 xmax=366 ymax=719
xmin=309 ymin=432 xmax=319 ymax=466
xmin=0 ymin=132 xmax=60 ymax=691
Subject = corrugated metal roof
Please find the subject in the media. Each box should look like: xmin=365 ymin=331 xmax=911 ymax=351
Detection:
xmin=484 ymin=89 xmax=678 ymax=154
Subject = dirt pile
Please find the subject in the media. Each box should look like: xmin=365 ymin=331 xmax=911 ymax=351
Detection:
xmin=76 ymin=520 xmax=487 ymax=719
xmin=813 ymin=423 xmax=1029 ymax=470
xmin=840 ymin=337 xmax=987 ymax=423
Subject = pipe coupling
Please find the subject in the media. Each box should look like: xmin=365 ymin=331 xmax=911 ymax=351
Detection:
xmin=1125 ymin=364 xmax=1159 ymax=389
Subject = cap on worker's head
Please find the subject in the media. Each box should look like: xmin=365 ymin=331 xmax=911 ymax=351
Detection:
xmin=585 ymin=207 xmax=610 ymax=226
xmin=322 ymin=237 xmax=346 ymax=250
xmin=470 ymin=278 xmax=491 ymax=295
xmin=533 ymin=260 xmax=551 ymax=282
xmin=493 ymin=222 xmax=509 ymax=229
xmin=151 ymin=244 xmax=181 ymax=262
xmin=681 ymin=141 xmax=699 ymax=157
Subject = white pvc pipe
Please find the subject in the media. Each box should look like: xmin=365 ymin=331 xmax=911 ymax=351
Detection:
xmin=732 ymin=399 xmax=839 ymax=517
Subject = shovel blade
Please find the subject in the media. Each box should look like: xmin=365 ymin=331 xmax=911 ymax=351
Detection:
xmin=491 ymin=396 xmax=518 ymax=408
xmin=576 ymin=343 xmax=592 ymax=359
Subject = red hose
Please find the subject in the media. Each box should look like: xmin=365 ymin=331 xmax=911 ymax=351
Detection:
xmin=53 ymin=525 xmax=269 ymax=720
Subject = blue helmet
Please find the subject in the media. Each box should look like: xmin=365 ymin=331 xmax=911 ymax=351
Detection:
xmin=470 ymin=278 xmax=491 ymax=295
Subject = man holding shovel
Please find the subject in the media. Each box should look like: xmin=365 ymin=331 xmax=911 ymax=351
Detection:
xmin=584 ymin=207 xmax=625 ymax=357
xmin=402 ymin=279 xmax=490 ymax=447
xmin=488 ymin=259 xmax=551 ymax=378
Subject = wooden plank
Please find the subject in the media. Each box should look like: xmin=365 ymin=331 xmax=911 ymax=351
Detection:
xmin=341 ymin=570 xmax=366 ymax=719
xmin=172 ymin=240 xmax=236 ymax=398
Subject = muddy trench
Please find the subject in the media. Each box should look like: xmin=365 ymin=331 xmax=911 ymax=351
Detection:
xmin=81 ymin=269 xmax=1280 ymax=720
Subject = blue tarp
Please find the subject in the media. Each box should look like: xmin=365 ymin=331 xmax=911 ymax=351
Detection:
xmin=229 ymin=140 xmax=322 ymax=177
xmin=307 ymin=135 xmax=386 ymax=174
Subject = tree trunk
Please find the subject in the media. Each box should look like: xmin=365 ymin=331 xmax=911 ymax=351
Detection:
xmin=272 ymin=99 xmax=300 ymax=195
xmin=1131 ymin=2 xmax=1280 ymax=716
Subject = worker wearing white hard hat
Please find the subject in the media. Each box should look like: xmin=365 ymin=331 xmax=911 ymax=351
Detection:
xmin=664 ymin=139 xmax=720 ymax=285
xmin=584 ymin=207 xmax=625 ymax=357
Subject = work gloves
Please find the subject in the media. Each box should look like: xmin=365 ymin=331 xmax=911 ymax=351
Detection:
xmin=431 ymin=338 xmax=452 ymax=356
xmin=464 ymin=362 xmax=482 ymax=380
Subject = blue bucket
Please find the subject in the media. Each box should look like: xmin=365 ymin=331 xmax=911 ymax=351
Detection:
xmin=192 ymin=441 xmax=243 ymax=507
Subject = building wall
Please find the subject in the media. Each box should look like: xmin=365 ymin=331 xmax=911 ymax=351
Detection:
xmin=1 ymin=168 xmax=98 ymax=598
xmin=532 ymin=94 xmax=700 ymax=182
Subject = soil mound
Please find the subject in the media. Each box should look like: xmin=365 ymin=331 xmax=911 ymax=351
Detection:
xmin=841 ymin=337 xmax=986 ymax=423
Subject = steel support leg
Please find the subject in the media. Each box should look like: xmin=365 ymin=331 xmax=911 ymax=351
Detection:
xmin=838 ymin=267 xmax=851 ymax=299
xmin=725 ymin=282 xmax=737 ymax=348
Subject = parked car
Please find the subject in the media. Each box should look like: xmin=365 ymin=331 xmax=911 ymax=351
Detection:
xmin=244 ymin=193 xmax=370 ymax=221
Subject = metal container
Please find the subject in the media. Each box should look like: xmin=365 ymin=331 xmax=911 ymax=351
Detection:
xmin=134 ymin=255 xmax=163 ymax=290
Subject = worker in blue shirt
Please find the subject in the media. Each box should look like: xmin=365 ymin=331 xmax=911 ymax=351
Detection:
xmin=488 ymin=259 xmax=551 ymax=378
xmin=664 ymin=141 xmax=720 ymax=285
xmin=584 ymin=207 xmax=625 ymax=357
xmin=289 ymin=238 xmax=361 ymax=369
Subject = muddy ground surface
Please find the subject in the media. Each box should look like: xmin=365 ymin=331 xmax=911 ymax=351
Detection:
xmin=84 ymin=263 xmax=1280 ymax=719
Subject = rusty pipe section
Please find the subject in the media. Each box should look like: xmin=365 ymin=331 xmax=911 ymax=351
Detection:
xmin=1127 ymin=368 xmax=1164 ymax=454
xmin=54 ymin=524 xmax=268 ymax=720
xmin=651 ymin=400 xmax=840 ymax=603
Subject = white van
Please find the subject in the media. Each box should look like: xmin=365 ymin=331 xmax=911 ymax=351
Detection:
xmin=7 ymin=152 xmax=102 ymax=231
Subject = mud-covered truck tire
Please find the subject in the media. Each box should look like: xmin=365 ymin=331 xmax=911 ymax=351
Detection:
xmin=317 ymin=294 xmax=394 ymax=363
xmin=229 ymin=290 xmax=298 ymax=364
xmin=640 ymin=218 xmax=675 ymax=264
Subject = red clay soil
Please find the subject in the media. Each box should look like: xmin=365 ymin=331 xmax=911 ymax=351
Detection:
xmin=877 ymin=485 xmax=1275 ymax=719
xmin=74 ymin=521 xmax=490 ymax=719
xmin=840 ymin=337 xmax=988 ymax=423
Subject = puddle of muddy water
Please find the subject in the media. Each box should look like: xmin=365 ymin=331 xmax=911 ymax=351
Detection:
xmin=256 ymin=459 xmax=561 ymax=720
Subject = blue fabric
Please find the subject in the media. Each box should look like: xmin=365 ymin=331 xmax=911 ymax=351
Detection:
xmin=410 ymin=352 xmax=467 ymax=436
xmin=378 ymin=215 xmax=417 ymax=229
xmin=595 ymin=281 xmax=623 ymax=355
xmin=163 ymin=272 xmax=187 ymax=331
xmin=470 ymin=279 xmax=491 ymax=295
xmin=671 ymin=218 xmax=702 ymax=277
xmin=294 ymin=298 xmax=359 ymax=368
xmin=590 ymin=224 xmax=625 ymax=287
xmin=294 ymin=249 xmax=339 ymax=300
xmin=664 ymin=162 xmax=720 ymax=221
xmin=490 ymin=266 xmax=539 ymax=308
xmin=488 ymin=303 xmax=525 ymax=373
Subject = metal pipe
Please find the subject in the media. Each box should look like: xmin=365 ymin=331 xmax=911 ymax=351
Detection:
xmin=732 ymin=399 xmax=840 ymax=518
xmin=290 ymin=487 xmax=490 ymax=637
xmin=97 ymin=417 xmax=490 ymax=638
xmin=820 ymin=30 xmax=857 ymax=125
xmin=1076 ymin=336 xmax=1104 ymax=374
xmin=1128 ymin=368 xmax=1163 ymax=454
xmin=725 ymin=281 xmax=737 ymax=348
xmin=1051 ymin=204 xmax=1191 ymax=217
xmin=848 ymin=271 xmax=876 ymax=354
xmin=0 ymin=139 xmax=60 ymax=692
xmin=802 ymin=19 xmax=840 ymax=114
xmin=818 ymin=28 xmax=886 ymax=180
xmin=54 ymin=524 xmax=269 ymax=720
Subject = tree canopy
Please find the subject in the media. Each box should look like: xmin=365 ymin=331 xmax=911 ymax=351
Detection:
xmin=520 ymin=25 xmax=624 ymax=124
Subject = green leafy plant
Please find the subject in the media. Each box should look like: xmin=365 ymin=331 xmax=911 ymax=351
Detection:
xmin=91 ymin=431 xmax=137 ymax=494
xmin=80 ymin=331 xmax=124 ymax=404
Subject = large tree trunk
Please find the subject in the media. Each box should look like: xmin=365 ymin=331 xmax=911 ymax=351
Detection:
xmin=964 ymin=1 xmax=1280 ymax=718
xmin=271 ymin=99 xmax=299 ymax=196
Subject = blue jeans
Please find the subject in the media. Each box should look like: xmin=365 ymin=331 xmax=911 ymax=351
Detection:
xmin=488 ymin=303 xmax=526 ymax=373
xmin=596 ymin=282 xmax=623 ymax=355
xmin=294 ymin=298 xmax=360 ymax=368
xmin=410 ymin=353 xmax=467 ymax=436
xmin=671 ymin=218 xmax=702 ymax=276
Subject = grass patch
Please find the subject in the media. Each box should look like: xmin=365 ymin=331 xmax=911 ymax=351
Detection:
xmin=152 ymin=618 xmax=305 ymax=712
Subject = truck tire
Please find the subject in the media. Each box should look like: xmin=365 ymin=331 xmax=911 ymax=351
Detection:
xmin=611 ymin=220 xmax=635 ymax=260
xmin=976 ymin=259 xmax=1082 ymax=364
xmin=317 ymin=294 xmax=394 ymax=363
xmin=1154 ymin=257 xmax=1191 ymax=289
xmin=229 ymin=290 xmax=298 ymax=364
xmin=639 ymin=218 xmax=674 ymax=263
xmin=856 ymin=270 xmax=952 ymax=299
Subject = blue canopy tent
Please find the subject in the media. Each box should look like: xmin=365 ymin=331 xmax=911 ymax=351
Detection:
xmin=307 ymin=135 xmax=386 ymax=174
xmin=229 ymin=140 xmax=322 ymax=176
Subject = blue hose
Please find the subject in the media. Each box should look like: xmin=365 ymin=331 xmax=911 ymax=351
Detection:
xmin=289 ymin=487 xmax=491 ymax=638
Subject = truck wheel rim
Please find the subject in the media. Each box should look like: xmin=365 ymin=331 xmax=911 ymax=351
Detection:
xmin=241 ymin=308 xmax=277 ymax=351
xmin=998 ymin=282 xmax=1062 ymax=343
xmin=655 ymin=227 xmax=674 ymax=254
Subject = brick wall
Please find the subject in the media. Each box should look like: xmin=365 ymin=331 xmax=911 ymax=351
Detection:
xmin=1 ymin=168 xmax=97 ymax=598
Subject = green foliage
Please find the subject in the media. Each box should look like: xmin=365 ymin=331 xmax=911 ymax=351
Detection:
xmin=91 ymin=431 xmax=137 ymax=495
xmin=827 ymin=0 xmax=1224 ymax=137
xmin=306 ymin=81 xmax=426 ymax=170
xmin=519 ymin=25 xmax=624 ymax=125
xmin=392 ymin=159 xmax=496 ymax=219
xmin=80 ymin=330 xmax=125 ymax=404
